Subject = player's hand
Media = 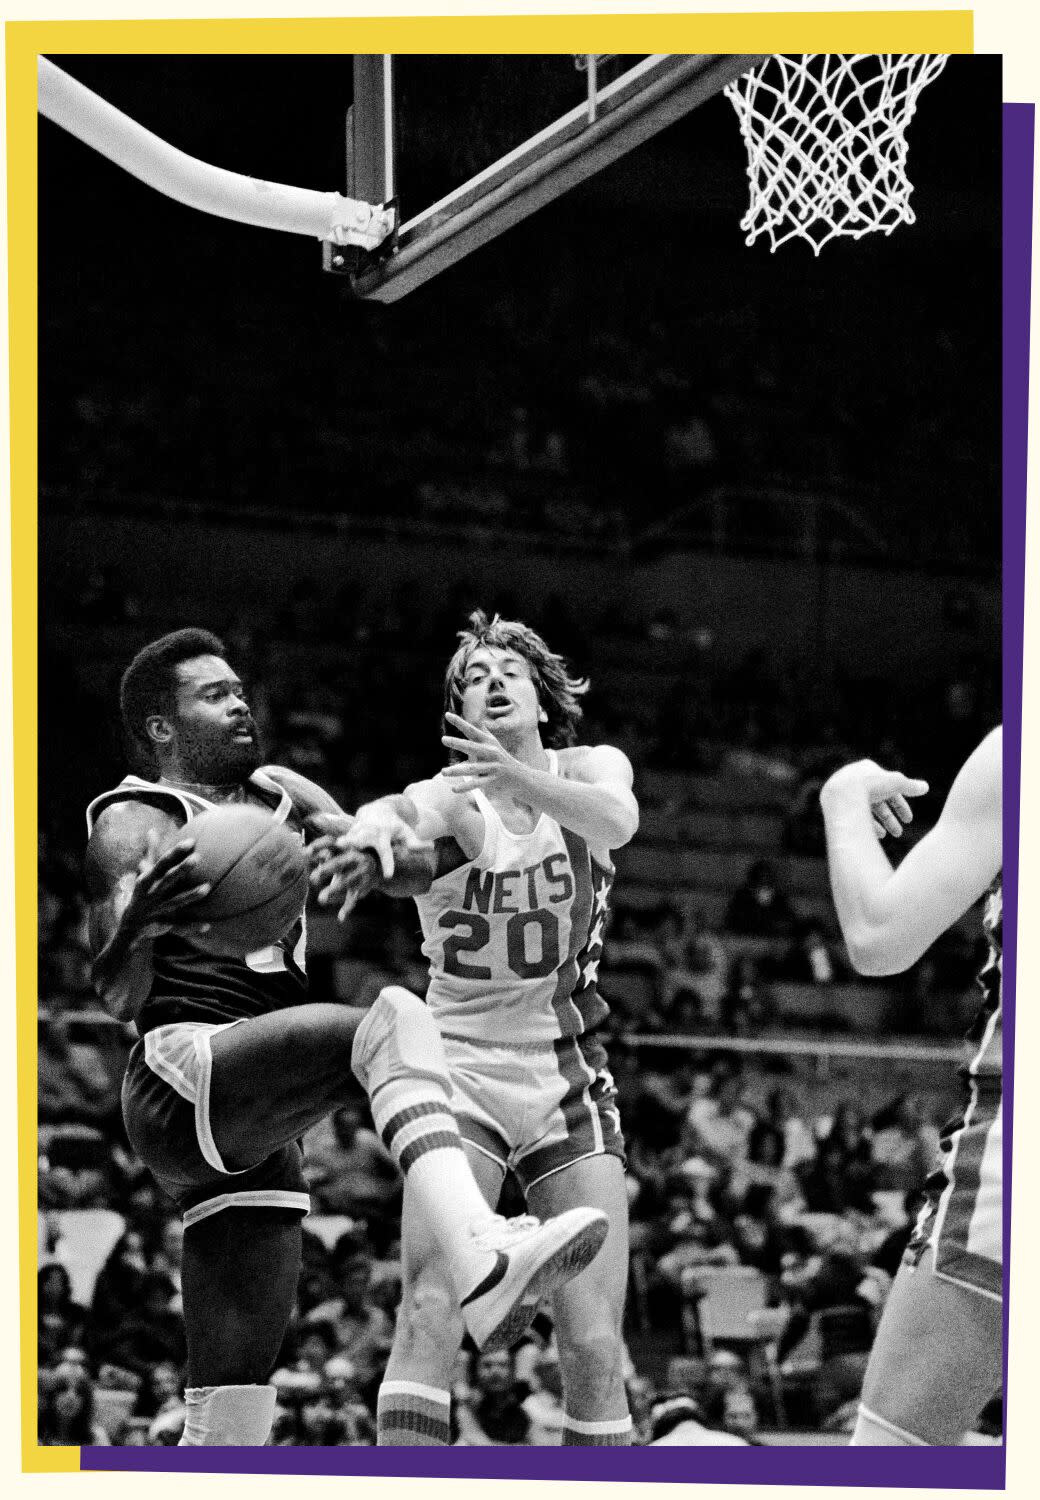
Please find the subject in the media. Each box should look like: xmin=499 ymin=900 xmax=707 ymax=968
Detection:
xmin=821 ymin=760 xmax=929 ymax=840
xmin=309 ymin=844 xmax=381 ymax=919
xmin=440 ymin=712 xmax=532 ymax=797
xmin=121 ymin=830 xmax=213 ymax=945
xmin=308 ymin=808 xmax=432 ymax=920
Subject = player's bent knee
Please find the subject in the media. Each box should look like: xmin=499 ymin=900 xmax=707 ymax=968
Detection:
xmin=351 ymin=985 xmax=450 ymax=1096
xmin=179 ymin=1384 xmax=277 ymax=1446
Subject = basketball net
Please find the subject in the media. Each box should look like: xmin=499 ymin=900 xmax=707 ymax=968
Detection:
xmin=724 ymin=54 xmax=949 ymax=253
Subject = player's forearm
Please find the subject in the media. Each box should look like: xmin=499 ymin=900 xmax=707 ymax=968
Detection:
xmin=820 ymin=778 xmax=907 ymax=974
xmin=357 ymin=793 xmax=421 ymax=828
xmin=380 ymin=841 xmax=438 ymax=896
xmin=90 ymin=922 xmax=154 ymax=1022
xmin=517 ymin=768 xmax=639 ymax=850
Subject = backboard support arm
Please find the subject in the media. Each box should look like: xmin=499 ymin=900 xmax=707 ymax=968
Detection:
xmin=38 ymin=56 xmax=395 ymax=252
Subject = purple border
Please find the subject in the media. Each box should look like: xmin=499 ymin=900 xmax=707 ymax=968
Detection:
xmin=1000 ymin=100 xmax=1032 ymax=1465
xmin=81 ymin=1446 xmax=1001 ymax=1483
xmin=80 ymin=102 xmax=1033 ymax=1489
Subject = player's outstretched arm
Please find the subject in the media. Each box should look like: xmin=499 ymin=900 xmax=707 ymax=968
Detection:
xmin=440 ymin=716 xmax=639 ymax=851
xmin=307 ymin=782 xmax=446 ymax=919
xmin=820 ymin=727 xmax=1002 ymax=976
xmin=85 ymin=802 xmax=211 ymax=1021
xmin=255 ymin=764 xmax=348 ymax=819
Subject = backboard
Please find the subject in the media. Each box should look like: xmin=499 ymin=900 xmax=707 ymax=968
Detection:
xmin=329 ymin=54 xmax=765 ymax=301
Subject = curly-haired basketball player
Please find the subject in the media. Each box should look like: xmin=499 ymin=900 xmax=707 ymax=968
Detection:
xmin=820 ymin=727 xmax=1003 ymax=1445
xmin=84 ymin=627 xmax=608 ymax=1446
xmin=311 ymin=611 xmax=639 ymax=1447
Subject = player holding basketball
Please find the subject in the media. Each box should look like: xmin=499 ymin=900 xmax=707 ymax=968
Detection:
xmin=819 ymin=727 xmax=1003 ymax=1445
xmin=311 ymin=611 xmax=639 ymax=1447
xmin=85 ymin=628 xmax=608 ymax=1447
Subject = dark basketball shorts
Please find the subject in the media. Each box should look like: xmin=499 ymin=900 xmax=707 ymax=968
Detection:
xmin=122 ymin=1021 xmax=310 ymax=1228
xmin=441 ymin=1030 xmax=626 ymax=1194
xmin=906 ymin=1085 xmax=1002 ymax=1300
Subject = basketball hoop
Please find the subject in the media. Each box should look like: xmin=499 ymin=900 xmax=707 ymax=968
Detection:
xmin=724 ymin=54 xmax=949 ymax=253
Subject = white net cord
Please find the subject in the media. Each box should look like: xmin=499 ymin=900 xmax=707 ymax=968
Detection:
xmin=724 ymin=54 xmax=949 ymax=253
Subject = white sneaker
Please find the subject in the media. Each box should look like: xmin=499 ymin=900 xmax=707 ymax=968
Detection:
xmin=460 ymin=1207 xmax=609 ymax=1352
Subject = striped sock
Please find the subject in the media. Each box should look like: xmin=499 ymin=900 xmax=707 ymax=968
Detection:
xmin=368 ymin=1076 xmax=495 ymax=1296
xmin=378 ymin=1380 xmax=451 ymax=1446
xmin=561 ymin=1413 xmax=634 ymax=1446
xmin=352 ymin=988 xmax=497 ymax=1296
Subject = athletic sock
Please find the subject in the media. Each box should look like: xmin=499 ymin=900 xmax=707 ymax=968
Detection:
xmin=561 ymin=1412 xmax=634 ymax=1446
xmin=352 ymin=987 xmax=498 ymax=1299
xmin=178 ymin=1384 xmax=276 ymax=1446
xmin=377 ymin=1380 xmax=451 ymax=1446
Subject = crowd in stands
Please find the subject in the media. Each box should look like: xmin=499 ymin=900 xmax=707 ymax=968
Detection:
xmin=42 ymin=198 xmax=996 ymax=567
xmin=37 ymin=569 xmax=999 ymax=1446
xmin=39 ymin=1039 xmax=999 ymax=1446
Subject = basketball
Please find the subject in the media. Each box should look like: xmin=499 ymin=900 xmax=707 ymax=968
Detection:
xmin=169 ymin=804 xmax=308 ymax=956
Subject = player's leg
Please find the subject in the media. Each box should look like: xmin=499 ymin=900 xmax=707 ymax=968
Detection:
xmin=178 ymin=1205 xmax=301 ymax=1446
xmin=123 ymin=1043 xmax=306 ymax=1446
xmin=851 ymin=1250 xmax=1003 ymax=1445
xmin=378 ymin=1144 xmax=506 ymax=1446
xmin=208 ymin=988 xmax=607 ymax=1336
xmin=206 ymin=1000 xmax=393 ymax=1157
xmin=207 ymin=994 xmax=502 ymax=1295
xmin=526 ymin=1154 xmax=633 ymax=1446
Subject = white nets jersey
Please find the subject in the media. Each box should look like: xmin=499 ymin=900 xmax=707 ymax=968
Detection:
xmin=415 ymin=752 xmax=613 ymax=1045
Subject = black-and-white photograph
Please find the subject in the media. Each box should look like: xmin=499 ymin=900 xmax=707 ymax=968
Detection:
xmin=36 ymin=51 xmax=1004 ymax=1453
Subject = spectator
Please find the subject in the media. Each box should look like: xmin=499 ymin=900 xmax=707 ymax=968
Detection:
xmin=702 ymin=1351 xmax=762 ymax=1441
xmin=39 ymin=1360 xmax=111 ymax=1446
xmin=870 ymin=1094 xmax=942 ymax=1191
xmin=648 ymin=1394 xmax=749 ymax=1446
xmin=90 ymin=1229 xmax=150 ymax=1337
xmin=654 ymin=1170 xmax=739 ymax=1298
xmin=780 ymin=921 xmax=844 ymax=985
xmin=682 ymin=911 xmax=729 ymax=1026
xmin=455 ymin=1349 xmax=533 ymax=1446
xmin=685 ymin=1066 xmax=757 ymax=1169
xmin=725 ymin=1121 xmax=806 ymax=1224
xmin=765 ymin=1085 xmax=817 ymax=1171
xmin=664 ymin=987 xmax=709 ymax=1035
xmin=292 ymin=1321 xmax=340 ymax=1376
xmin=776 ymin=1222 xmax=875 ymax=1366
xmin=312 ymin=1246 xmax=394 ymax=1381
xmin=521 ymin=1347 xmax=568 ymax=1445
xmin=149 ymin=1218 xmax=184 ymax=1303
xmin=38 ymin=1013 xmax=117 ymax=1126
xmin=719 ymin=1382 xmax=762 ymax=1443
xmin=721 ymin=955 xmax=776 ymax=1036
xmin=321 ymin=1354 xmax=378 ymax=1445
xmin=139 ymin=1359 xmax=183 ymax=1422
xmin=96 ymin=1272 xmax=186 ymax=1376
xmin=725 ymin=860 xmax=798 ymax=939
xmin=302 ymin=1101 xmax=401 ymax=1223
xmin=870 ymin=1189 xmax=926 ymax=1281
xmin=38 ymin=1263 xmax=89 ymax=1368
xmin=110 ymin=1418 xmax=151 ymax=1446
xmin=801 ymin=1105 xmax=877 ymax=1215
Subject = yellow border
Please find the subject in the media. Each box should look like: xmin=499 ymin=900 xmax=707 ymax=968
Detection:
xmin=11 ymin=7 xmax=975 ymax=1477
xmin=7 ymin=13 xmax=977 ymax=54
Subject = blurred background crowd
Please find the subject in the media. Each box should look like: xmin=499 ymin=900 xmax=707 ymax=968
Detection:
xmin=37 ymin=54 xmax=1001 ymax=1445
xmin=38 ymin=574 xmax=998 ymax=1448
